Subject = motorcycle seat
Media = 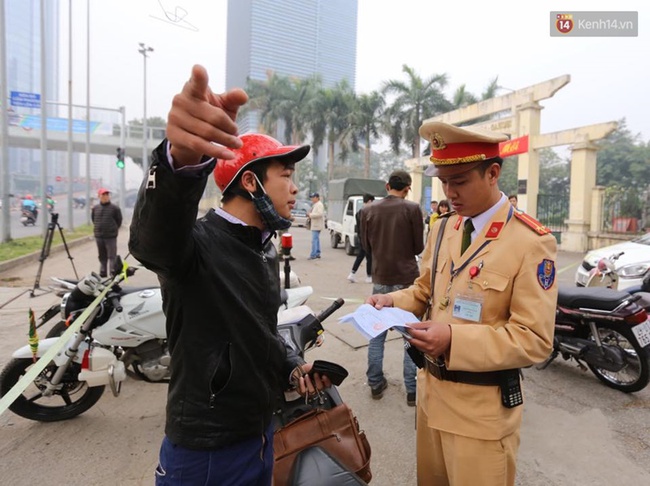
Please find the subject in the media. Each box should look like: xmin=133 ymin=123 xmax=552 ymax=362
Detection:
xmin=557 ymin=285 xmax=634 ymax=311
xmin=290 ymin=446 xmax=368 ymax=486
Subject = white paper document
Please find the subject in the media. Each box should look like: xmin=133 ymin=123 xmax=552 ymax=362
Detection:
xmin=338 ymin=304 xmax=420 ymax=340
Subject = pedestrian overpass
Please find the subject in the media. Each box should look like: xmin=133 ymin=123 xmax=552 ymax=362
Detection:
xmin=2 ymin=124 xmax=164 ymax=159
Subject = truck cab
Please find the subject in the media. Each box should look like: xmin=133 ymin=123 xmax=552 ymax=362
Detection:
xmin=326 ymin=178 xmax=387 ymax=255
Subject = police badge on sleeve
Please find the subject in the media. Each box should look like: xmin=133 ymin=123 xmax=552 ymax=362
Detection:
xmin=537 ymin=259 xmax=556 ymax=290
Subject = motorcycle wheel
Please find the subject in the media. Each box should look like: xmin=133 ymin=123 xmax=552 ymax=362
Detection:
xmin=0 ymin=358 xmax=105 ymax=422
xmin=45 ymin=320 xmax=67 ymax=338
xmin=587 ymin=326 xmax=650 ymax=393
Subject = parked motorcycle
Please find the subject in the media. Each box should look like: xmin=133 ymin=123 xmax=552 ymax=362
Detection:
xmin=540 ymin=285 xmax=650 ymax=392
xmin=585 ymin=251 xmax=650 ymax=309
xmin=0 ymin=255 xmax=314 ymax=421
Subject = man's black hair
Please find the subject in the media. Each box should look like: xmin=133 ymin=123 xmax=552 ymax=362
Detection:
xmin=475 ymin=157 xmax=504 ymax=176
xmin=363 ymin=193 xmax=375 ymax=203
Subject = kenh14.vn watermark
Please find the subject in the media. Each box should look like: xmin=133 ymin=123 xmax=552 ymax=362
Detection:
xmin=550 ymin=11 xmax=638 ymax=37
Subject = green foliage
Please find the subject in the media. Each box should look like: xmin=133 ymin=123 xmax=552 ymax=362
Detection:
xmin=381 ymin=65 xmax=452 ymax=158
xmin=596 ymin=119 xmax=650 ymax=188
xmin=0 ymin=225 xmax=94 ymax=262
xmin=539 ymin=148 xmax=569 ymax=195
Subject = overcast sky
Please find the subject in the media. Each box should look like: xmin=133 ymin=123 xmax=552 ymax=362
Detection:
xmin=61 ymin=0 xmax=649 ymax=146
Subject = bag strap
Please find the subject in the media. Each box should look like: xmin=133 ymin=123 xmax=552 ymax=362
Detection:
xmin=428 ymin=215 xmax=451 ymax=309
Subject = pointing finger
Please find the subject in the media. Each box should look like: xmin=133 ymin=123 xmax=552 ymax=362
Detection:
xmin=183 ymin=64 xmax=210 ymax=101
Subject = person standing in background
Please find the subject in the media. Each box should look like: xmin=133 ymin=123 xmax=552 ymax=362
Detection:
xmin=91 ymin=188 xmax=123 ymax=277
xmin=347 ymin=193 xmax=375 ymax=283
xmin=307 ymin=192 xmax=324 ymax=260
xmin=360 ymin=170 xmax=424 ymax=405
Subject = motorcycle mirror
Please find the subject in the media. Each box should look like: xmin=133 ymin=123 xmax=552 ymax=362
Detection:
xmin=113 ymin=256 xmax=123 ymax=275
xmin=597 ymin=259 xmax=609 ymax=272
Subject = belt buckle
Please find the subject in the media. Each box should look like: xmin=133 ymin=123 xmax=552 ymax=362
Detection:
xmin=425 ymin=355 xmax=445 ymax=380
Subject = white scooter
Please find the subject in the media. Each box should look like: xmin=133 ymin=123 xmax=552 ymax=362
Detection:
xmin=0 ymin=252 xmax=313 ymax=422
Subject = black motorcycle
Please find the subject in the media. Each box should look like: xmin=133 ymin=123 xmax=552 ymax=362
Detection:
xmin=540 ymin=285 xmax=650 ymax=392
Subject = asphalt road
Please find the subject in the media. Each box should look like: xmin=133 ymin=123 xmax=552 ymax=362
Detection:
xmin=0 ymin=221 xmax=648 ymax=486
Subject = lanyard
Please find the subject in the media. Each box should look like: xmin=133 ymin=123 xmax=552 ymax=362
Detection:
xmin=438 ymin=205 xmax=514 ymax=310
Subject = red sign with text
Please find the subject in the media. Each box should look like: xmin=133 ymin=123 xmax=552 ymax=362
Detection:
xmin=499 ymin=135 xmax=529 ymax=157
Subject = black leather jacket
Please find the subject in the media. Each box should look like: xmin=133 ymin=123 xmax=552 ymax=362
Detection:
xmin=129 ymin=141 xmax=302 ymax=449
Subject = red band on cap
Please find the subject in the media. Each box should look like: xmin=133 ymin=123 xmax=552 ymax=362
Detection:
xmin=432 ymin=142 xmax=499 ymax=164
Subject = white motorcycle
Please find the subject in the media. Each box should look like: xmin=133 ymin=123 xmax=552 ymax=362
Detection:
xmin=0 ymin=257 xmax=313 ymax=422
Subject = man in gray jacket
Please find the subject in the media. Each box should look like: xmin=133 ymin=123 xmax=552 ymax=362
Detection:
xmin=360 ymin=170 xmax=424 ymax=405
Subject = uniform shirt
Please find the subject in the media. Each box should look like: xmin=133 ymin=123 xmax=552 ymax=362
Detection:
xmin=391 ymin=198 xmax=557 ymax=440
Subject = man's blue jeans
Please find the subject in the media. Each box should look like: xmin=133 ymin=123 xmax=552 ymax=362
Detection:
xmin=309 ymin=230 xmax=321 ymax=258
xmin=367 ymin=283 xmax=417 ymax=394
xmin=155 ymin=425 xmax=274 ymax=485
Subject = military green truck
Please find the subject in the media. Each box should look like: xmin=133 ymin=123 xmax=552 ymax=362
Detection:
xmin=326 ymin=178 xmax=387 ymax=255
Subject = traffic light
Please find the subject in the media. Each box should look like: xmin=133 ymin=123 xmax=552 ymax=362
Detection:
xmin=116 ymin=147 xmax=125 ymax=169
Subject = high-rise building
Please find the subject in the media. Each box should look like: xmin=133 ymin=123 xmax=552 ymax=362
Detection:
xmin=225 ymin=0 xmax=358 ymax=137
xmin=5 ymin=0 xmax=61 ymax=196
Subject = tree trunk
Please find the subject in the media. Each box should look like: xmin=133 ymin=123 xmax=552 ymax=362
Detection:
xmin=364 ymin=133 xmax=371 ymax=178
xmin=414 ymin=134 xmax=421 ymax=159
xmin=328 ymin=140 xmax=335 ymax=180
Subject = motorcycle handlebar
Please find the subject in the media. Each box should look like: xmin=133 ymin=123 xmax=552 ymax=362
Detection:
xmin=109 ymin=295 xmax=123 ymax=313
xmin=316 ymin=298 xmax=345 ymax=323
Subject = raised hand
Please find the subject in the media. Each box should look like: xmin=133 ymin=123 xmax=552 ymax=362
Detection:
xmin=167 ymin=65 xmax=249 ymax=167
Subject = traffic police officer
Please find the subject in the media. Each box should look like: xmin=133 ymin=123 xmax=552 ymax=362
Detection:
xmin=366 ymin=121 xmax=558 ymax=485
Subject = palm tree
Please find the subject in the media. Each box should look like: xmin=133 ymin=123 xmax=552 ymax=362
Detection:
xmin=382 ymin=64 xmax=452 ymax=159
xmin=451 ymin=84 xmax=478 ymax=109
xmin=307 ymin=80 xmax=357 ymax=180
xmin=350 ymin=91 xmax=385 ymax=177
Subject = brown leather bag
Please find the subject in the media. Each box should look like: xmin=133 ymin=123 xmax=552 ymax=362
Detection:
xmin=273 ymin=403 xmax=372 ymax=484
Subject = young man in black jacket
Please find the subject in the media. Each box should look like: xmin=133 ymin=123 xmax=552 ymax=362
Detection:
xmin=129 ymin=65 xmax=332 ymax=486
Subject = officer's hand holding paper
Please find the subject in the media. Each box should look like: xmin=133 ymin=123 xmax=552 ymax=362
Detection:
xmin=338 ymin=303 xmax=419 ymax=340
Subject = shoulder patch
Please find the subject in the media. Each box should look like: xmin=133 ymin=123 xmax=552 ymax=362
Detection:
xmin=537 ymin=259 xmax=556 ymax=290
xmin=513 ymin=210 xmax=552 ymax=235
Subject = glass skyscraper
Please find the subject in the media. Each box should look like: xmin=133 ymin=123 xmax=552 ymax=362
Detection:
xmin=5 ymin=0 xmax=61 ymax=195
xmin=225 ymin=0 xmax=358 ymax=136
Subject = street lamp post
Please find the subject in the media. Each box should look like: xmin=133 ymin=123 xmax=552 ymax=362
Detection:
xmin=138 ymin=42 xmax=153 ymax=168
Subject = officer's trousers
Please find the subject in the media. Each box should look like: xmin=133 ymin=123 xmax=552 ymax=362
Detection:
xmin=416 ymin=398 xmax=520 ymax=486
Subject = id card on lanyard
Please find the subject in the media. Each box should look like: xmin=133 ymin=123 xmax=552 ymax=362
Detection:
xmin=452 ymin=292 xmax=484 ymax=322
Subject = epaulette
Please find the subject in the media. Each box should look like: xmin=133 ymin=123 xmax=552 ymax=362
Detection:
xmin=513 ymin=210 xmax=552 ymax=235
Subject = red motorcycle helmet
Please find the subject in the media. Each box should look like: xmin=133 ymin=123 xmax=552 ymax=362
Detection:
xmin=214 ymin=134 xmax=310 ymax=193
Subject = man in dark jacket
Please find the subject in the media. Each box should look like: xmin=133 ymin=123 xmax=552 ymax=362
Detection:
xmin=91 ymin=188 xmax=122 ymax=277
xmin=360 ymin=170 xmax=424 ymax=405
xmin=129 ymin=65 xmax=332 ymax=486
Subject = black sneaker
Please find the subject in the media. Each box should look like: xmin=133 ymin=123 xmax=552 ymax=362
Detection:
xmin=370 ymin=378 xmax=388 ymax=400
xmin=406 ymin=392 xmax=416 ymax=407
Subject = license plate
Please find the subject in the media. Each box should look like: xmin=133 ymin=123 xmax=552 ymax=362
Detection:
xmin=632 ymin=320 xmax=650 ymax=348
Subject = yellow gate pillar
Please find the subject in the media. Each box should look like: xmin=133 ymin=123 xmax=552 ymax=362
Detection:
xmin=515 ymin=100 xmax=543 ymax=217
xmin=562 ymin=139 xmax=599 ymax=252
xmin=406 ymin=157 xmax=428 ymax=204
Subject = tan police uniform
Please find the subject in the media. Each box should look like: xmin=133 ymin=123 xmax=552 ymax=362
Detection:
xmin=390 ymin=122 xmax=558 ymax=486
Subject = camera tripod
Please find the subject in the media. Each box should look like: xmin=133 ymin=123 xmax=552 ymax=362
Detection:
xmin=30 ymin=212 xmax=79 ymax=297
